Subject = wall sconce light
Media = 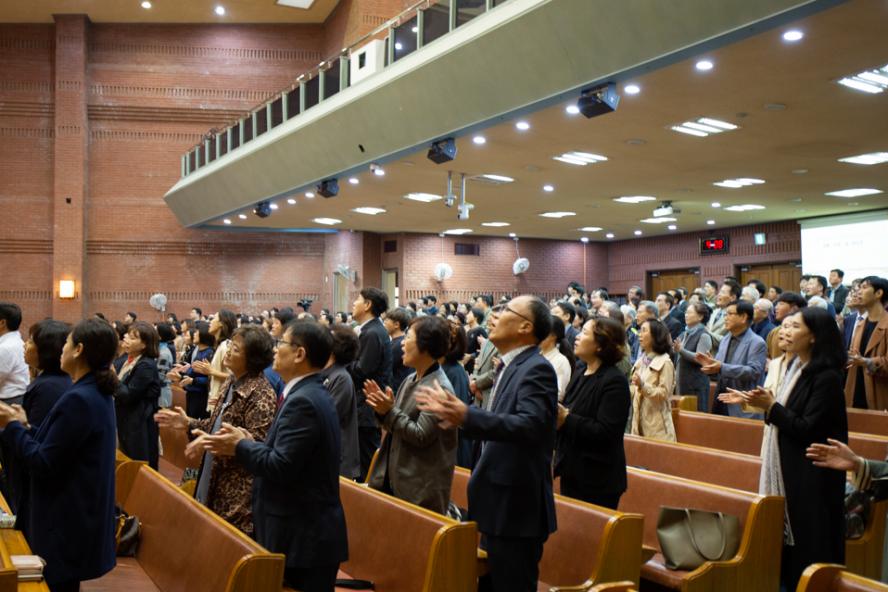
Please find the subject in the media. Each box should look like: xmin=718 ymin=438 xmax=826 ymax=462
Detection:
xmin=59 ymin=280 xmax=76 ymax=299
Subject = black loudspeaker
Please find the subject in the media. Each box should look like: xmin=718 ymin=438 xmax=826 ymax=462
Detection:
xmin=577 ymin=83 xmax=620 ymax=118
xmin=318 ymin=179 xmax=339 ymax=198
xmin=254 ymin=201 xmax=272 ymax=217
xmin=427 ymin=138 xmax=457 ymax=164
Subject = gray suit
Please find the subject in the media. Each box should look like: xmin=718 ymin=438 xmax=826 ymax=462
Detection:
xmin=713 ymin=328 xmax=767 ymax=418
xmin=367 ymin=365 xmax=456 ymax=514
xmin=472 ymin=338 xmax=499 ymax=410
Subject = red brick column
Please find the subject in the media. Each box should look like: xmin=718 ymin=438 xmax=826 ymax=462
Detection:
xmin=51 ymin=15 xmax=89 ymax=322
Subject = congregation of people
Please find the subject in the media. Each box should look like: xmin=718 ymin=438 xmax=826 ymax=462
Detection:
xmin=0 ymin=267 xmax=886 ymax=591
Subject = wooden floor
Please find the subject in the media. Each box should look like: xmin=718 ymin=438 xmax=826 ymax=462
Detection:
xmin=82 ymin=558 xmax=160 ymax=592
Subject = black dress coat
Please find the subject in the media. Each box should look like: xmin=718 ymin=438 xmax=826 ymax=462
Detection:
xmin=766 ymin=366 xmax=847 ymax=589
xmin=235 ymin=373 xmax=348 ymax=569
xmin=348 ymin=317 xmax=393 ymax=428
xmin=115 ymin=357 xmax=161 ymax=468
xmin=554 ymin=364 xmax=630 ymax=502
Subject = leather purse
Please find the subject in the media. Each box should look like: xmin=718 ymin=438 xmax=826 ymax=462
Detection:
xmin=656 ymin=507 xmax=740 ymax=571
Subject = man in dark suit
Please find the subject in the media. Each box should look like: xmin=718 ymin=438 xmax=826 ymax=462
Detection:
xmin=829 ymin=268 xmax=849 ymax=314
xmin=347 ymin=287 xmax=393 ymax=480
xmin=551 ymin=301 xmax=579 ymax=349
xmin=200 ymin=320 xmax=347 ymax=592
xmin=418 ymin=294 xmax=558 ymax=592
xmin=656 ymin=292 xmax=683 ymax=339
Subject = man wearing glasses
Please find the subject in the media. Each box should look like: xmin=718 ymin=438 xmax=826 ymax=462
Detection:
xmin=470 ymin=305 xmax=502 ymax=411
xmin=418 ymin=295 xmax=558 ymax=592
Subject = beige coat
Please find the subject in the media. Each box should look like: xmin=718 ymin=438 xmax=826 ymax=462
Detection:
xmin=630 ymin=352 xmax=676 ymax=441
xmin=844 ymin=314 xmax=888 ymax=411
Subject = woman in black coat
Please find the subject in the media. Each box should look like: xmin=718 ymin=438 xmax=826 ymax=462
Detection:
xmin=555 ymin=316 xmax=630 ymax=509
xmin=115 ymin=321 xmax=161 ymax=468
xmin=728 ymin=307 xmax=847 ymax=591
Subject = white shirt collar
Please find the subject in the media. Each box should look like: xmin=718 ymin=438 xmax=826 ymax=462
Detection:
xmin=501 ymin=344 xmax=534 ymax=367
xmin=281 ymin=372 xmax=319 ymax=400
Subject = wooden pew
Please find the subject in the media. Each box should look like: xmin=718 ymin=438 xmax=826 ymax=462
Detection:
xmin=848 ymin=408 xmax=888 ymax=438
xmin=157 ymin=386 xmax=199 ymax=477
xmin=450 ymin=468 xmax=645 ymax=590
xmin=0 ymin=493 xmax=48 ymax=592
xmin=669 ymin=396 xmax=698 ymax=411
xmin=672 ymin=409 xmax=888 ymax=461
xmin=624 ymin=434 xmax=888 ymax=581
xmin=798 ymin=563 xmax=888 ymax=591
xmin=618 ymin=467 xmax=784 ymax=592
xmin=339 ymin=478 xmax=476 ymax=591
xmin=83 ymin=461 xmax=285 ymax=592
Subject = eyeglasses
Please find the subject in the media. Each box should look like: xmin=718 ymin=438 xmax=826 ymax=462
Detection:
xmin=503 ymin=305 xmax=533 ymax=324
xmin=275 ymin=338 xmax=297 ymax=348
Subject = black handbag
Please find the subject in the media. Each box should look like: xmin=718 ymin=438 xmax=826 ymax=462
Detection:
xmin=115 ymin=506 xmax=141 ymax=557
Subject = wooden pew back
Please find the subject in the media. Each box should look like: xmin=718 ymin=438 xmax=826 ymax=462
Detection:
xmin=115 ymin=461 xmax=284 ymax=592
xmin=798 ymin=564 xmax=888 ymax=592
xmin=847 ymin=408 xmax=888 ymax=438
xmin=159 ymin=386 xmax=199 ymax=471
xmin=339 ymin=479 xmax=477 ymax=592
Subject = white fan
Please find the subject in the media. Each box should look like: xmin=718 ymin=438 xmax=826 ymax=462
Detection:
xmin=149 ymin=293 xmax=168 ymax=312
xmin=512 ymin=258 xmax=530 ymax=275
xmin=434 ymin=262 xmax=453 ymax=282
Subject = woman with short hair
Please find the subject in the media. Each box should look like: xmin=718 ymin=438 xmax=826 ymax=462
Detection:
xmin=321 ymin=324 xmax=361 ymax=479
xmin=673 ymin=301 xmax=713 ymax=412
xmin=629 ymin=319 xmax=676 ymax=441
xmin=116 ymin=321 xmax=162 ymax=468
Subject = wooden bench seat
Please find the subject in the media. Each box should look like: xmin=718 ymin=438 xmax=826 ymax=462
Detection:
xmin=0 ymin=490 xmax=49 ymax=591
xmin=624 ymin=434 xmax=888 ymax=581
xmin=798 ymin=564 xmax=888 ymax=591
xmin=618 ymin=467 xmax=783 ymax=592
xmin=338 ymin=478 xmax=477 ymax=591
xmin=450 ymin=468 xmax=645 ymax=591
xmin=847 ymin=408 xmax=888 ymax=438
xmin=83 ymin=461 xmax=285 ymax=592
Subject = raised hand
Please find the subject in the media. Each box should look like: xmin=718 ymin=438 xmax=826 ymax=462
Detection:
xmin=806 ymin=438 xmax=861 ymax=472
xmin=155 ymin=406 xmax=189 ymax=429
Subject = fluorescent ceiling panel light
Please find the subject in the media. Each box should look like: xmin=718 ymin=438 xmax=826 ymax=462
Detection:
xmin=313 ymin=217 xmax=341 ymax=225
xmin=540 ymin=211 xmax=576 ymax=218
xmin=837 ymin=64 xmax=888 ymax=93
xmin=477 ymin=174 xmax=514 ymax=183
xmin=698 ymin=118 xmax=738 ymax=130
xmin=352 ymin=207 xmax=386 ymax=215
xmin=824 ymin=188 xmax=883 ymax=198
xmin=714 ymin=177 xmax=765 ymax=188
xmin=724 ymin=204 xmax=765 ymax=212
xmin=640 ymin=217 xmax=677 ymax=224
xmin=579 ymin=226 xmax=602 ymax=232
xmin=443 ymin=228 xmax=473 ymax=235
xmin=838 ymin=152 xmax=888 ymax=165
xmin=554 ymin=155 xmax=590 ymax=165
xmin=481 ymin=222 xmax=510 ymax=227
xmin=404 ymin=192 xmax=442 ymax=202
xmin=553 ymin=151 xmax=607 ymax=166
xmin=683 ymin=122 xmax=724 ymax=133
xmin=276 ymin=0 xmax=316 ymax=7
xmin=613 ymin=196 xmax=656 ymax=204
xmin=671 ymin=125 xmax=708 ymax=137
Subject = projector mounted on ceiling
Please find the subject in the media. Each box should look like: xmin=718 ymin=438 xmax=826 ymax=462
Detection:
xmin=653 ymin=201 xmax=679 ymax=218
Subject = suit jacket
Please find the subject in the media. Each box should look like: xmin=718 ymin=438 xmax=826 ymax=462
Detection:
xmin=844 ymin=314 xmax=888 ymax=411
xmin=236 ymin=373 xmax=348 ymax=568
xmin=460 ymin=347 xmax=558 ymax=538
xmin=1 ymin=374 xmax=117 ymax=585
xmin=555 ymin=364 xmax=630 ymax=497
xmin=662 ymin=315 xmax=683 ymax=340
xmin=320 ymin=364 xmax=361 ymax=479
xmin=842 ymin=312 xmax=859 ymax=352
xmin=714 ymin=329 xmax=767 ymax=394
xmin=706 ymin=307 xmax=728 ymax=345
xmin=471 ymin=337 xmax=499 ymax=409
xmin=115 ymin=357 xmax=161 ymax=467
xmin=767 ymin=367 xmax=847 ymax=583
xmin=367 ymin=365 xmax=456 ymax=514
xmin=830 ymin=284 xmax=849 ymax=313
xmin=348 ymin=317 xmax=393 ymax=428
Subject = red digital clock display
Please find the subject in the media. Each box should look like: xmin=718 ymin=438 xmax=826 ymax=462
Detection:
xmin=700 ymin=236 xmax=729 ymax=255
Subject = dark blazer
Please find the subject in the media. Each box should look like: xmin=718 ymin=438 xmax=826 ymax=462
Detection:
xmin=460 ymin=347 xmax=558 ymax=538
xmin=843 ymin=312 xmax=859 ymax=351
xmin=555 ymin=364 xmax=630 ymax=499
xmin=320 ymin=364 xmax=361 ymax=479
xmin=115 ymin=357 xmax=161 ymax=468
xmin=830 ymin=284 xmax=849 ymax=313
xmin=390 ymin=335 xmax=411 ymax=394
xmin=236 ymin=373 xmax=348 ymax=569
xmin=1 ymin=374 xmax=117 ymax=585
xmin=348 ymin=317 xmax=393 ymax=428
xmin=766 ymin=366 xmax=847 ymax=588
xmin=662 ymin=315 xmax=683 ymax=340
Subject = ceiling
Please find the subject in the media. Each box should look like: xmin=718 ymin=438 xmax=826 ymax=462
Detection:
xmin=0 ymin=0 xmax=339 ymax=23
xmin=211 ymin=0 xmax=888 ymax=241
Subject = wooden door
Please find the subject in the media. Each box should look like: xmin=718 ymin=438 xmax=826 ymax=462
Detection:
xmin=648 ymin=269 xmax=701 ymax=296
xmin=738 ymin=262 xmax=801 ymax=293
xmin=381 ymin=269 xmax=398 ymax=308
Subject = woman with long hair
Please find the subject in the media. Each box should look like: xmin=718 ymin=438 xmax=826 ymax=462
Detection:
xmin=115 ymin=321 xmax=162 ymax=468
xmin=540 ymin=316 xmax=576 ymax=401
xmin=192 ymin=309 xmax=236 ymax=411
xmin=629 ymin=319 xmax=676 ymax=441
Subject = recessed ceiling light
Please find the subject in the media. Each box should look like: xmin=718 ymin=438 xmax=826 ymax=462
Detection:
xmin=411 ymin=26 xmax=418 ymax=33
xmin=304 ymin=191 xmax=315 ymax=198
xmin=394 ymin=42 xmax=403 ymax=51
xmin=672 ymin=117 xmax=738 ymax=137
xmin=269 ymin=203 xmax=279 ymax=210
xmin=553 ymin=151 xmax=607 ymax=166
xmin=606 ymin=233 xmax=615 ymax=239
xmin=443 ymin=228 xmax=473 ymax=235
xmin=352 ymin=207 xmax=386 ymax=215
xmin=706 ymin=219 xmax=716 ymax=225
xmin=613 ymin=195 xmax=656 ymax=204
xmin=348 ymin=177 xmax=359 ymax=185
xmin=238 ymin=214 xmax=247 ymax=219
xmin=515 ymin=121 xmax=530 ymax=131
xmin=825 ymin=188 xmax=883 ymax=198
xmin=404 ymin=192 xmax=442 ymax=202
xmin=543 ymin=184 xmax=555 ymax=192
xmin=634 ymin=230 xmax=643 ymax=236
xmin=838 ymin=63 xmax=888 ymax=94
xmin=724 ymin=204 xmax=765 ymax=212
xmin=711 ymin=202 xmax=721 ymax=208
xmin=313 ymin=217 xmax=341 ymax=225
xmin=565 ymin=105 xmax=580 ymax=115
xmin=838 ymin=152 xmax=888 ymax=165
xmin=477 ymin=174 xmax=514 ymax=183
xmin=713 ymin=177 xmax=765 ymax=188
xmin=667 ymin=225 xmax=677 ymax=230
xmin=579 ymin=226 xmax=602 ymax=232
xmin=287 ymin=198 xmax=296 ymax=205
xmin=624 ymin=84 xmax=641 ymax=95
xmin=782 ymin=30 xmax=804 ymax=42
xmin=223 ymin=218 xmax=231 ymax=225
xmin=540 ymin=211 xmax=576 ymax=218
xmin=508 ymin=232 xmax=517 ymax=238
xmin=640 ymin=217 xmax=677 ymax=224
xmin=214 ymin=5 xmax=226 ymax=15
xmin=695 ymin=59 xmax=714 ymax=71
xmin=481 ymin=222 xmax=510 ymax=227
xmin=141 ymin=0 xmax=152 ymax=8
xmin=580 ymin=237 xmax=589 ymax=243
xmin=373 ymin=168 xmax=385 ymax=177
xmin=472 ymin=135 xmax=486 ymax=145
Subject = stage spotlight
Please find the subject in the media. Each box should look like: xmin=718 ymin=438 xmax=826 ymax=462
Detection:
xmin=576 ymin=83 xmax=620 ymax=118
xmin=317 ymin=178 xmax=339 ymax=198
xmin=427 ymin=137 xmax=457 ymax=164
xmin=253 ymin=201 xmax=272 ymax=218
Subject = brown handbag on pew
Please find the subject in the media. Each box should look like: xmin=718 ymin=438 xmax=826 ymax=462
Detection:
xmin=656 ymin=507 xmax=740 ymax=571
